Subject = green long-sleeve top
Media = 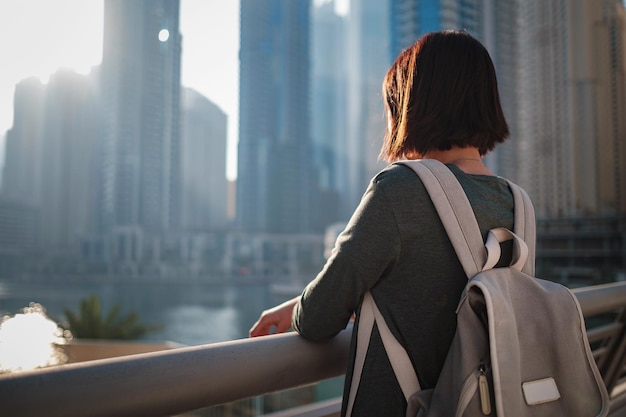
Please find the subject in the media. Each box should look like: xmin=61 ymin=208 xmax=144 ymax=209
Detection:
xmin=293 ymin=162 xmax=515 ymax=416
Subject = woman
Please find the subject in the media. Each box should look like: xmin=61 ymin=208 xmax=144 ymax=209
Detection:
xmin=250 ymin=30 xmax=514 ymax=416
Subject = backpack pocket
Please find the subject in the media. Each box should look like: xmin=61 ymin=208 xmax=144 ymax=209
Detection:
xmin=405 ymin=364 xmax=495 ymax=417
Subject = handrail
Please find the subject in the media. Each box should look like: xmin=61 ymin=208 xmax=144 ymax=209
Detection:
xmin=572 ymin=281 xmax=626 ymax=317
xmin=0 ymin=329 xmax=351 ymax=417
xmin=1 ymin=282 xmax=626 ymax=417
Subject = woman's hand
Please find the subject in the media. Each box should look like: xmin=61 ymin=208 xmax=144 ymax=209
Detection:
xmin=249 ymin=297 xmax=299 ymax=337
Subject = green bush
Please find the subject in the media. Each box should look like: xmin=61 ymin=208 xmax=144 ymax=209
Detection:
xmin=62 ymin=294 xmax=163 ymax=340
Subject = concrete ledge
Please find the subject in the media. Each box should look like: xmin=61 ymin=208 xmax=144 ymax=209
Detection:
xmin=62 ymin=340 xmax=185 ymax=363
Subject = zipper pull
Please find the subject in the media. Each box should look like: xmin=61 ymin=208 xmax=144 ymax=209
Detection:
xmin=479 ymin=366 xmax=492 ymax=415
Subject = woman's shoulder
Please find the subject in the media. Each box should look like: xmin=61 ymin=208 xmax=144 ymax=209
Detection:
xmin=368 ymin=164 xmax=429 ymax=201
xmin=371 ymin=161 xmax=514 ymax=204
xmin=373 ymin=163 xmax=423 ymax=186
xmin=445 ymin=163 xmax=513 ymax=195
xmin=374 ymin=161 xmax=511 ymax=187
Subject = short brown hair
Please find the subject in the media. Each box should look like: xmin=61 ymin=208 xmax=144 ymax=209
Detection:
xmin=380 ymin=30 xmax=509 ymax=162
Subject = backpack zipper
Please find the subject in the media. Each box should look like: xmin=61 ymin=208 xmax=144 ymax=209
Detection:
xmin=455 ymin=363 xmax=492 ymax=417
xmin=478 ymin=364 xmax=492 ymax=415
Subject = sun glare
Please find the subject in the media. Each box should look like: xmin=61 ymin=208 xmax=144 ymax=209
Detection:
xmin=335 ymin=0 xmax=349 ymax=16
xmin=159 ymin=29 xmax=170 ymax=42
xmin=0 ymin=303 xmax=68 ymax=374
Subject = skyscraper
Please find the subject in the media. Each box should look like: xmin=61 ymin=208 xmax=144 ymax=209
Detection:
xmin=515 ymin=0 xmax=626 ymax=275
xmin=481 ymin=0 xmax=520 ymax=181
xmin=1 ymin=77 xmax=45 ymax=207
xmin=517 ymin=0 xmax=626 ymax=218
xmin=237 ymin=0 xmax=313 ymax=233
xmin=38 ymin=70 xmax=99 ymax=251
xmin=389 ymin=0 xmax=483 ymax=61
xmin=311 ymin=1 xmax=347 ymax=228
xmin=342 ymin=0 xmax=390 ymax=218
xmin=181 ymin=88 xmax=229 ymax=232
xmin=1 ymin=70 xmax=99 ymax=253
xmin=100 ymin=0 xmax=182 ymax=237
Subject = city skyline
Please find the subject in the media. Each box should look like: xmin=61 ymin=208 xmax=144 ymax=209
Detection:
xmin=0 ymin=0 xmax=240 ymax=180
xmin=0 ymin=0 xmax=622 ymax=282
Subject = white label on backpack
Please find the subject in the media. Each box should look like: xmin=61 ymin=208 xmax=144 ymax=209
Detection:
xmin=522 ymin=378 xmax=561 ymax=405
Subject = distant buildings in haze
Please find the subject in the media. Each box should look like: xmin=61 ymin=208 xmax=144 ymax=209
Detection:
xmin=0 ymin=0 xmax=231 ymax=277
xmin=100 ymin=0 xmax=183 ymax=236
xmin=181 ymin=87 xmax=229 ymax=232
xmin=0 ymin=0 xmax=624 ymax=280
xmin=237 ymin=0 xmax=314 ymax=233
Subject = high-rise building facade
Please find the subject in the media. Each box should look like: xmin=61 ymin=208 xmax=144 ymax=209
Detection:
xmin=389 ymin=0 xmax=483 ymax=61
xmin=237 ymin=0 xmax=313 ymax=233
xmin=0 ymin=199 xmax=38 ymax=277
xmin=38 ymin=70 xmax=99 ymax=251
xmin=311 ymin=1 xmax=347 ymax=228
xmin=518 ymin=0 xmax=626 ymax=218
xmin=517 ymin=0 xmax=626 ymax=275
xmin=100 ymin=0 xmax=182 ymax=236
xmin=342 ymin=0 xmax=390 ymax=218
xmin=1 ymin=78 xmax=46 ymax=207
xmin=481 ymin=0 xmax=520 ymax=181
xmin=181 ymin=88 xmax=229 ymax=232
xmin=1 ymin=70 xmax=99 ymax=254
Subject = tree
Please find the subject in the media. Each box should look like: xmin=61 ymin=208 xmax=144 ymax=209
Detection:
xmin=62 ymin=294 xmax=163 ymax=340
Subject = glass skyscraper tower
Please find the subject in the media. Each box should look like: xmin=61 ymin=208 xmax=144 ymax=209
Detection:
xmin=99 ymin=0 xmax=182 ymax=236
xmin=237 ymin=0 xmax=313 ymax=233
xmin=517 ymin=0 xmax=626 ymax=218
xmin=389 ymin=0 xmax=483 ymax=60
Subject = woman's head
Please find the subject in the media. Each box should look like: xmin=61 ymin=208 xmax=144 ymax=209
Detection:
xmin=380 ymin=30 xmax=509 ymax=162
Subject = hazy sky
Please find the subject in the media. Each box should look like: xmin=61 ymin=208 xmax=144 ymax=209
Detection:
xmin=0 ymin=0 xmax=240 ymax=179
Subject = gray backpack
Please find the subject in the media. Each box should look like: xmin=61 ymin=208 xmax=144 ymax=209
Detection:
xmin=346 ymin=159 xmax=610 ymax=417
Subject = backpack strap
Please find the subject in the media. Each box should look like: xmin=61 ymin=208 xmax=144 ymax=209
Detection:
xmin=505 ymin=180 xmax=536 ymax=275
xmin=399 ymin=159 xmax=486 ymax=277
xmin=400 ymin=159 xmax=536 ymax=276
xmin=346 ymin=292 xmax=420 ymax=417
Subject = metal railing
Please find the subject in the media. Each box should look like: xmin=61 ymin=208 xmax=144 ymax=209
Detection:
xmin=2 ymin=281 xmax=626 ymax=417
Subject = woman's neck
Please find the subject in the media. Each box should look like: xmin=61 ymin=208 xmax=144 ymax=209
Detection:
xmin=420 ymin=148 xmax=494 ymax=176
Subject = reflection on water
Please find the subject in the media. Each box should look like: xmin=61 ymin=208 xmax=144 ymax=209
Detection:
xmin=161 ymin=304 xmax=240 ymax=344
xmin=0 ymin=280 xmax=281 ymax=346
xmin=0 ymin=303 xmax=68 ymax=373
xmin=0 ymin=280 xmax=345 ymax=405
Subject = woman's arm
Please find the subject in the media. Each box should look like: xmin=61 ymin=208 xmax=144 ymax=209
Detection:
xmin=249 ymin=296 xmax=299 ymax=337
xmin=294 ymin=177 xmax=401 ymax=340
xmin=249 ymin=169 xmax=401 ymax=340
